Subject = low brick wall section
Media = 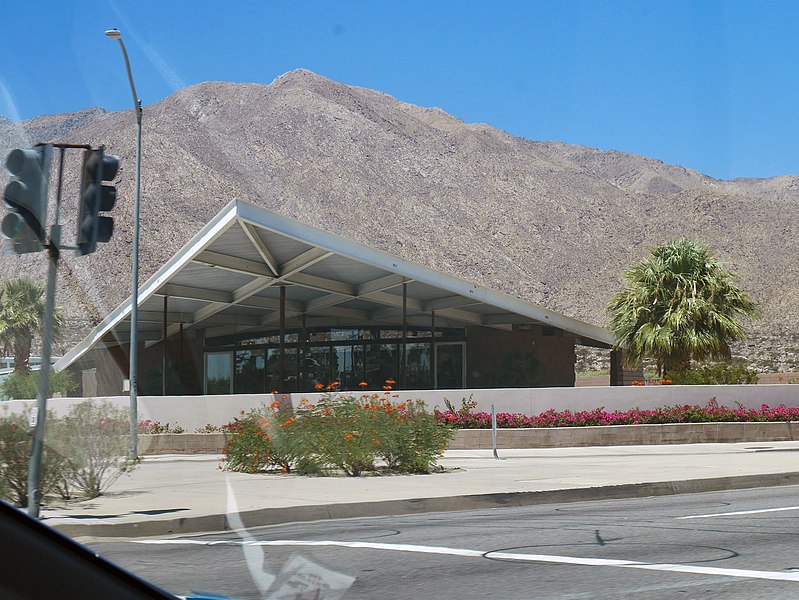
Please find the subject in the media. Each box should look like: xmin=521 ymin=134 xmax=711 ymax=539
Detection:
xmin=449 ymin=421 xmax=799 ymax=449
xmin=139 ymin=433 xmax=226 ymax=455
xmin=140 ymin=422 xmax=799 ymax=455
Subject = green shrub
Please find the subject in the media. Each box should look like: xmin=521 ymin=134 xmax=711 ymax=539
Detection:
xmin=222 ymin=393 xmax=453 ymax=476
xmin=668 ymin=362 xmax=759 ymax=385
xmin=0 ymin=370 xmax=78 ymax=400
xmin=221 ymin=410 xmax=273 ymax=473
xmin=376 ymin=399 xmax=454 ymax=473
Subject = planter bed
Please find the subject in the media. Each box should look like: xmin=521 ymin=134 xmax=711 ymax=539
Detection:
xmin=139 ymin=422 xmax=799 ymax=455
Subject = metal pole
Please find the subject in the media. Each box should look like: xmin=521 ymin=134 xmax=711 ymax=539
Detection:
xmin=106 ymin=30 xmax=143 ymax=459
xmin=27 ymin=145 xmax=57 ymax=518
xmin=129 ymin=106 xmax=142 ymax=458
xmin=491 ymin=403 xmax=499 ymax=460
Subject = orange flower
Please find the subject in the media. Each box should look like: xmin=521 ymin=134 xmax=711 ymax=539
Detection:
xmin=280 ymin=417 xmax=296 ymax=428
xmin=358 ymin=381 xmax=368 ymax=388
xmin=272 ymin=389 xmax=279 ymax=394
xmin=315 ymin=383 xmax=324 ymax=391
xmin=383 ymin=385 xmax=392 ymax=391
xmin=269 ymin=400 xmax=281 ymax=410
xmin=385 ymin=378 xmax=396 ymax=385
xmin=372 ymin=439 xmax=381 ymax=446
xmin=343 ymin=433 xmax=354 ymax=440
xmin=282 ymin=394 xmax=288 ymax=400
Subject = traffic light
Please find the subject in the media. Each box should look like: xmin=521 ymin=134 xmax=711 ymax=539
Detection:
xmin=2 ymin=146 xmax=51 ymax=254
xmin=76 ymin=147 xmax=119 ymax=255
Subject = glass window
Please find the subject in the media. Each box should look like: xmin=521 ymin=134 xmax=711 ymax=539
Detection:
xmin=331 ymin=328 xmax=358 ymax=341
xmin=332 ymin=345 xmax=365 ymax=389
xmin=265 ymin=347 xmax=299 ymax=393
xmin=205 ymin=352 xmax=232 ymax=394
xmin=405 ymin=342 xmax=432 ymax=389
xmin=365 ymin=343 xmax=398 ymax=388
xmin=234 ymin=349 xmax=265 ymax=394
xmin=301 ymin=345 xmax=331 ymax=389
xmin=435 ymin=343 xmax=465 ymax=389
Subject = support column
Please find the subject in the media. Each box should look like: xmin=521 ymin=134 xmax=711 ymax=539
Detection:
xmin=162 ymin=295 xmax=168 ymax=396
xmin=278 ymin=285 xmax=286 ymax=393
xmin=431 ymin=310 xmax=437 ymax=389
xmin=610 ymin=349 xmax=643 ymax=386
xmin=401 ymin=282 xmax=408 ymax=389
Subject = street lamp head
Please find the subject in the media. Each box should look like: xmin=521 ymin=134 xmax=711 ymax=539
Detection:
xmin=104 ymin=29 xmax=121 ymax=39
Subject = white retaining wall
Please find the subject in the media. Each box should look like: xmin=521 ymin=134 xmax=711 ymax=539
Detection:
xmin=3 ymin=384 xmax=799 ymax=431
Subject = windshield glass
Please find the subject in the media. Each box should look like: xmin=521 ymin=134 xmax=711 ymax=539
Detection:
xmin=3 ymin=2 xmax=799 ymax=599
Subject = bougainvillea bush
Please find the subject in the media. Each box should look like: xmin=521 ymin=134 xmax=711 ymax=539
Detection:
xmin=434 ymin=400 xmax=799 ymax=429
xmin=223 ymin=391 xmax=453 ymax=476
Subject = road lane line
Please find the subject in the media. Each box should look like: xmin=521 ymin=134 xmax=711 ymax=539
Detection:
xmin=677 ymin=505 xmax=799 ymax=519
xmin=136 ymin=539 xmax=799 ymax=582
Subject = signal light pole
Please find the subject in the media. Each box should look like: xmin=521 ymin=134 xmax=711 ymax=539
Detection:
xmin=2 ymin=143 xmax=119 ymax=518
xmin=105 ymin=28 xmax=142 ymax=459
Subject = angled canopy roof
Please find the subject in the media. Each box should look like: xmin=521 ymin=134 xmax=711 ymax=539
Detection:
xmin=56 ymin=200 xmax=612 ymax=371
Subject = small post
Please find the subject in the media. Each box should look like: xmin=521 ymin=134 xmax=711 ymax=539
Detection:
xmin=491 ymin=403 xmax=499 ymax=460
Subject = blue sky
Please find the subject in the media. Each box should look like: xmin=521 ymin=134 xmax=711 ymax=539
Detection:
xmin=2 ymin=0 xmax=798 ymax=180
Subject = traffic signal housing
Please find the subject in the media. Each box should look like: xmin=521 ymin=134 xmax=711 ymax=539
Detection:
xmin=77 ymin=148 xmax=119 ymax=256
xmin=2 ymin=146 xmax=51 ymax=254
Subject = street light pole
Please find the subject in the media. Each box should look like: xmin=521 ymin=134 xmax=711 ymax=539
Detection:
xmin=105 ymin=28 xmax=142 ymax=459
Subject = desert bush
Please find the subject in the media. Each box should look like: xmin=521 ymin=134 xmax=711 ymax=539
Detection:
xmin=668 ymin=362 xmax=759 ymax=385
xmin=0 ymin=409 xmax=69 ymax=506
xmin=51 ymin=400 xmax=136 ymax=499
xmin=0 ymin=370 xmax=78 ymax=400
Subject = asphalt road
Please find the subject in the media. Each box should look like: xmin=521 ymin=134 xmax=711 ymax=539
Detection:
xmin=90 ymin=485 xmax=799 ymax=599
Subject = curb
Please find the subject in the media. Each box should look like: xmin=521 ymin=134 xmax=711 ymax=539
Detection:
xmin=49 ymin=470 xmax=799 ymax=539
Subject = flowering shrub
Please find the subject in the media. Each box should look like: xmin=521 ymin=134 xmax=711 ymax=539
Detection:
xmin=222 ymin=385 xmax=454 ymax=476
xmin=434 ymin=399 xmax=799 ymax=429
xmin=138 ymin=419 xmax=185 ymax=434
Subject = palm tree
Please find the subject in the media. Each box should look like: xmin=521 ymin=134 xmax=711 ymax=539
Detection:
xmin=0 ymin=277 xmax=63 ymax=373
xmin=607 ymin=239 xmax=758 ymax=376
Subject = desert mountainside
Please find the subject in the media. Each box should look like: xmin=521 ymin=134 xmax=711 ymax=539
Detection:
xmin=0 ymin=69 xmax=796 ymax=369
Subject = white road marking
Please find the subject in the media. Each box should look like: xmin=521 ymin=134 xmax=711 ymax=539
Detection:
xmin=677 ymin=505 xmax=799 ymax=519
xmin=136 ymin=539 xmax=799 ymax=582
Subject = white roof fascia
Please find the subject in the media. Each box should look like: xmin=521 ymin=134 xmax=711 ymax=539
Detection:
xmin=54 ymin=202 xmax=241 ymax=371
xmin=234 ymin=201 xmax=613 ymax=346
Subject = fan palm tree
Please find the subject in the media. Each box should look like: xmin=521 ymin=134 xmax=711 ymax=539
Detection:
xmin=0 ymin=277 xmax=63 ymax=373
xmin=607 ymin=239 xmax=759 ymax=376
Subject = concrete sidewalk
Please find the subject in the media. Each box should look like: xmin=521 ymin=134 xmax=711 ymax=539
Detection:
xmin=42 ymin=441 xmax=799 ymax=539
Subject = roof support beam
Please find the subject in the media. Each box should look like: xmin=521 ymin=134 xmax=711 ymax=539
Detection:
xmin=423 ymin=295 xmax=483 ymax=311
xmin=158 ymin=284 xmax=232 ymax=304
xmin=241 ymin=222 xmax=279 ymax=276
xmin=193 ymin=250 xmax=275 ymax=277
xmin=155 ymin=248 xmax=334 ymax=343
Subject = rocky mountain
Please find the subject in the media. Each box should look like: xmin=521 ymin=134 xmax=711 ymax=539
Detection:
xmin=1 ymin=69 xmax=796 ymax=369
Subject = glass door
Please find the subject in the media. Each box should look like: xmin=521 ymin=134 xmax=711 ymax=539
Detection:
xmin=435 ymin=342 xmax=465 ymax=389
